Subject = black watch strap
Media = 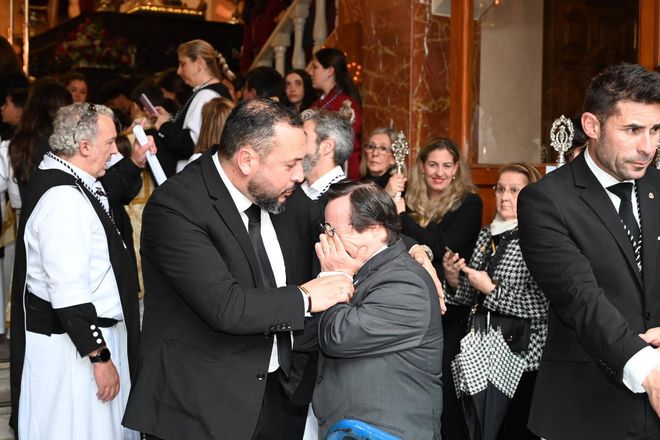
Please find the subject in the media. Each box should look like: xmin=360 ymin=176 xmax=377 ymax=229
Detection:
xmin=90 ymin=347 xmax=111 ymax=363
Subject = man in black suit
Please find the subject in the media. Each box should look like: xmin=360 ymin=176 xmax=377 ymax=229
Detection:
xmin=518 ymin=63 xmax=660 ymax=440
xmin=122 ymin=98 xmax=354 ymax=440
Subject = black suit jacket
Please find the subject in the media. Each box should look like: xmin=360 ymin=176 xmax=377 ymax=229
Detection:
xmin=399 ymin=192 xmax=483 ymax=279
xmin=122 ymin=152 xmax=316 ymax=439
xmin=518 ymin=153 xmax=660 ymax=440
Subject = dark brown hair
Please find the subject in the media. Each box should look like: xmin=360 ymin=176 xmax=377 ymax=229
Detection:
xmin=326 ymin=181 xmax=401 ymax=245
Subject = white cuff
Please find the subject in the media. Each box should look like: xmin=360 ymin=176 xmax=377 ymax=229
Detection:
xmin=623 ymin=346 xmax=660 ymax=393
xmin=299 ymin=290 xmax=311 ymax=318
xmin=317 ymin=271 xmax=354 ymax=282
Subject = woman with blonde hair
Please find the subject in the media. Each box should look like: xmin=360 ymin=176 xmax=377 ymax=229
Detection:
xmin=154 ymin=39 xmax=232 ymax=176
xmin=188 ymin=96 xmax=234 ymax=164
xmin=396 ymin=136 xmax=482 ymax=440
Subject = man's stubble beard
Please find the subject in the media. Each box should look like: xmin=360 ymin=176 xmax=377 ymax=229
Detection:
xmin=247 ymin=179 xmax=287 ymax=214
xmin=302 ymin=144 xmax=321 ymax=174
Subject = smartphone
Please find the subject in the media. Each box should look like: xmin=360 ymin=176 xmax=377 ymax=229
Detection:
xmin=139 ymin=93 xmax=158 ymax=116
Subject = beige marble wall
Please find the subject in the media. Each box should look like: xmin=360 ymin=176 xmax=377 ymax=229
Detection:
xmin=0 ymin=0 xmax=21 ymax=42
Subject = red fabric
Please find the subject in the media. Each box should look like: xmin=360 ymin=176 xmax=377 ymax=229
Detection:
xmin=240 ymin=0 xmax=286 ymax=73
xmin=311 ymin=87 xmax=363 ymax=180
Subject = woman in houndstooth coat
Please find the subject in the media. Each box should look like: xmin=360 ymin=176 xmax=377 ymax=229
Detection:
xmin=443 ymin=163 xmax=549 ymax=440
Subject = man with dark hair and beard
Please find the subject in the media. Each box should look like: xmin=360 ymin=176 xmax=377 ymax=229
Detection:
xmin=122 ymin=98 xmax=354 ymax=440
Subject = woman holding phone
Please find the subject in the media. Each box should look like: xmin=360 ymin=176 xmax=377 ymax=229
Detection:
xmin=443 ymin=163 xmax=547 ymax=440
xmin=154 ymin=39 xmax=231 ymax=176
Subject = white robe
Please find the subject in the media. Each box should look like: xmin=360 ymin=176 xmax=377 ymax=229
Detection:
xmin=175 ymin=88 xmax=221 ymax=173
xmin=17 ymin=156 xmax=138 ymax=440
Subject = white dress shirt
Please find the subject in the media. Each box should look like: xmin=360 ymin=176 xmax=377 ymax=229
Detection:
xmin=175 ymin=88 xmax=221 ymax=174
xmin=25 ymin=154 xmax=123 ymax=319
xmin=584 ymin=147 xmax=660 ymax=393
xmin=301 ymin=165 xmax=345 ymax=201
xmin=213 ymin=153 xmax=298 ymax=373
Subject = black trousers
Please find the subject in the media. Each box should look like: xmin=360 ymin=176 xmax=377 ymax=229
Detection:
xmin=625 ymin=394 xmax=660 ymax=440
xmin=252 ymin=371 xmax=307 ymax=440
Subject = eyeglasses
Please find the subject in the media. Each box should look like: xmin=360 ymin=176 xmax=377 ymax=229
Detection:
xmin=74 ymin=103 xmax=97 ymax=144
xmin=365 ymin=143 xmax=393 ymax=155
xmin=493 ymin=185 xmax=523 ymax=196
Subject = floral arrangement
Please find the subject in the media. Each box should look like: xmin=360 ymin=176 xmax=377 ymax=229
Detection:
xmin=55 ymin=18 xmax=137 ymax=69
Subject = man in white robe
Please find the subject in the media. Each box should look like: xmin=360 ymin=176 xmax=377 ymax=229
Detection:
xmin=9 ymin=103 xmax=153 ymax=440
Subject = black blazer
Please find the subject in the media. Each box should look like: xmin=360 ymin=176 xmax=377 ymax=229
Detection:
xmin=122 ymin=152 xmax=316 ymax=439
xmin=518 ymin=153 xmax=660 ymax=440
xmin=399 ymin=192 xmax=483 ymax=279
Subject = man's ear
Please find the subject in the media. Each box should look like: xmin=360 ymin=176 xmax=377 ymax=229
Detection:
xmin=367 ymin=224 xmax=387 ymax=241
xmin=321 ymin=138 xmax=335 ymax=157
xmin=78 ymin=139 xmax=92 ymax=158
xmin=236 ymin=146 xmax=259 ymax=176
xmin=581 ymin=112 xmax=600 ymax=140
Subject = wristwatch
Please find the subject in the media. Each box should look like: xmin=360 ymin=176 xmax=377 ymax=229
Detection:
xmin=415 ymin=244 xmax=434 ymax=261
xmin=89 ymin=347 xmax=111 ymax=363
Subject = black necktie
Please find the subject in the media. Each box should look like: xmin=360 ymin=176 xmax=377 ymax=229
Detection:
xmin=244 ymin=204 xmax=291 ymax=376
xmin=607 ymin=182 xmax=642 ymax=270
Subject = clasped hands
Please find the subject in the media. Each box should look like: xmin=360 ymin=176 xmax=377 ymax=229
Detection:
xmin=442 ymin=250 xmax=496 ymax=294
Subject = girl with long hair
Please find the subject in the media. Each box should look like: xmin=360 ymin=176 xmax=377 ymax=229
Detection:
xmin=310 ymin=47 xmax=362 ymax=180
xmin=283 ymin=69 xmax=316 ymax=114
xmin=188 ymin=96 xmax=235 ymax=164
xmin=10 ymin=78 xmax=73 ymax=199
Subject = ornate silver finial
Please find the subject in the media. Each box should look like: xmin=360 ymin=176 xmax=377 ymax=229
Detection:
xmin=391 ymin=131 xmax=409 ymax=201
xmin=392 ymin=131 xmax=409 ymax=175
xmin=550 ymin=115 xmax=574 ymax=167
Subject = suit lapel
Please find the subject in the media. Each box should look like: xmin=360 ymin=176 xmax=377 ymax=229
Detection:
xmin=572 ymin=155 xmax=643 ymax=287
xmin=200 ymin=153 xmax=263 ymax=287
xmin=637 ymin=174 xmax=659 ymax=302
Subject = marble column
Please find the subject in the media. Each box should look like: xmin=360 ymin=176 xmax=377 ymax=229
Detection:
xmin=361 ymin=0 xmax=450 ymax=160
xmin=324 ymin=0 xmax=451 ymax=162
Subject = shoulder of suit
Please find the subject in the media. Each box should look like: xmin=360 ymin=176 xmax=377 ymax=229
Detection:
xmin=369 ymin=253 xmax=431 ymax=287
xmin=149 ymin=160 xmax=205 ymax=203
xmin=643 ymin=166 xmax=660 ymax=184
xmin=529 ymin=162 xmax=574 ymax=191
xmin=463 ymin=192 xmax=483 ymax=206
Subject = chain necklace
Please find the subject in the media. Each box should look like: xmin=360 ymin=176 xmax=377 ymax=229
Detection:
xmin=318 ymin=86 xmax=343 ymax=110
xmin=46 ymin=152 xmax=121 ymax=238
xmin=171 ymin=78 xmax=214 ymax=122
